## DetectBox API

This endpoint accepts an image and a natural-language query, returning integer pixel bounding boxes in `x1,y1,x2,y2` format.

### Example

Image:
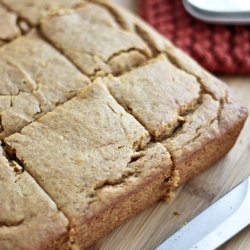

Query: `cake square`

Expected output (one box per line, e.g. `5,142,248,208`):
5,79,173,248
40,2,152,76
105,53,247,184
0,30,90,139
0,145,69,250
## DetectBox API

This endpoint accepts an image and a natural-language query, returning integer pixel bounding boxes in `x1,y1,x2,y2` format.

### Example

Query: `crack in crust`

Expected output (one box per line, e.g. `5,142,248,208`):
0,218,24,228
90,0,135,32
39,2,152,79
126,8,229,120
92,150,147,192
128,17,233,147
0,2,21,43
105,54,202,143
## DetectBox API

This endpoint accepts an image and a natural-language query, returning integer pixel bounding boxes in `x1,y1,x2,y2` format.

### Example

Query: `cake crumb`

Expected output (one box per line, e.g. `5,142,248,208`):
162,190,175,202
173,210,180,215
180,221,187,228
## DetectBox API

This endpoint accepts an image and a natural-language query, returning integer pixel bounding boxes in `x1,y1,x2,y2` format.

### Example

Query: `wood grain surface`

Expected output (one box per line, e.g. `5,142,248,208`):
89,76,250,250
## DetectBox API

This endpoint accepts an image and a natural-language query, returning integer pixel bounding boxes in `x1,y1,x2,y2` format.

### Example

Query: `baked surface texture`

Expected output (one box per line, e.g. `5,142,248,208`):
0,3,20,46
0,0,248,249
0,30,90,140
1,0,81,25
5,80,173,249
0,144,69,250
40,2,152,77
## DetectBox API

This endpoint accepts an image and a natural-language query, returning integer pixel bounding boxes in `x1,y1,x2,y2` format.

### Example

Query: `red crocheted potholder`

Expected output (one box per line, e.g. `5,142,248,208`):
139,0,250,74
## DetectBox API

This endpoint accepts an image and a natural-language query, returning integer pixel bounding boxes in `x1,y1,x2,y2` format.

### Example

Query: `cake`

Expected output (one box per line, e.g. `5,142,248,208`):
0,3,20,46
0,0,248,249
0,143,69,250
0,0,82,26
0,30,89,139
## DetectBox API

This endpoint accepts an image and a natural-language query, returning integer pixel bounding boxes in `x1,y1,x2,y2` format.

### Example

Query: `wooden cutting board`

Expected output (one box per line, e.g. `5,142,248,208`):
89,77,250,249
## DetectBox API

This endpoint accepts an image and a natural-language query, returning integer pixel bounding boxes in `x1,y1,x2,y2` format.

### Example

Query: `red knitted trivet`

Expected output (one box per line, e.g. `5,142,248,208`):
139,0,250,74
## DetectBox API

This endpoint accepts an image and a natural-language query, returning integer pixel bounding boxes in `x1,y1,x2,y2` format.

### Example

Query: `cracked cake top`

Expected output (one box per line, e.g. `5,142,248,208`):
40,2,152,76
105,54,201,141
0,3,20,45
0,144,69,250
5,79,172,226
1,0,81,25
